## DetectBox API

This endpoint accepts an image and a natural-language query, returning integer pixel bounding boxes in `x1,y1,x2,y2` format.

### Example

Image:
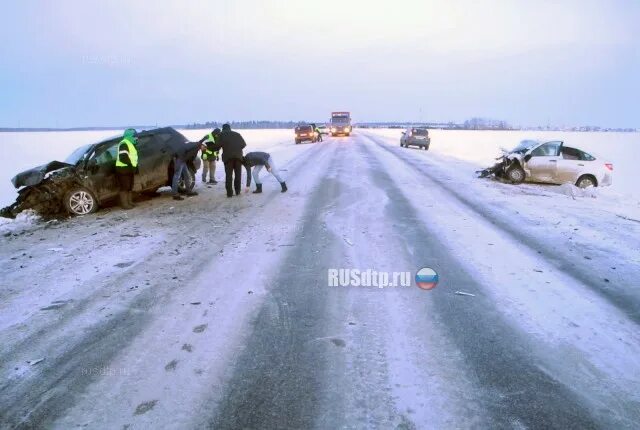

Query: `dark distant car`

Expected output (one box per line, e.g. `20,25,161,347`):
401,127,431,150
1,127,200,218
295,125,316,144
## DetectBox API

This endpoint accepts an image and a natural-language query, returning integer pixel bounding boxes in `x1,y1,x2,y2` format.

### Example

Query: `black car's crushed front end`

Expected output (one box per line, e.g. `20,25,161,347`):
1,167,81,219
11,161,73,189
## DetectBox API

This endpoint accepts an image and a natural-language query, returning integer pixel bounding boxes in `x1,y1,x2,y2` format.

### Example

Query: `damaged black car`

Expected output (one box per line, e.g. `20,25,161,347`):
1,127,200,218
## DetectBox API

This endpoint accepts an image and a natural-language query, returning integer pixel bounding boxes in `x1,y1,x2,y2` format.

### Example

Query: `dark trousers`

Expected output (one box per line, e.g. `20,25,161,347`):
224,158,242,196
116,171,134,191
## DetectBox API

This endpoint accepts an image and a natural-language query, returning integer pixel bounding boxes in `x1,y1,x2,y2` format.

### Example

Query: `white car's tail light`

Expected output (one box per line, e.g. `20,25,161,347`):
605,163,613,171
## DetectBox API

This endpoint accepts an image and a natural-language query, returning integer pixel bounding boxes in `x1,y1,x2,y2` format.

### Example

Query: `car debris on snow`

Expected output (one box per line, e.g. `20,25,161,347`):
454,291,476,297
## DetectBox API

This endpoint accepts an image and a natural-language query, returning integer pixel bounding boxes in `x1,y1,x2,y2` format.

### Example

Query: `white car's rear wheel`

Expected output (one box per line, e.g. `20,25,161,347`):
576,175,597,188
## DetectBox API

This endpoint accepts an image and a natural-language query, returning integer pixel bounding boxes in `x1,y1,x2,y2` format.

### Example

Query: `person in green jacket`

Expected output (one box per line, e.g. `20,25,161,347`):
311,123,323,142
198,128,221,184
115,128,139,209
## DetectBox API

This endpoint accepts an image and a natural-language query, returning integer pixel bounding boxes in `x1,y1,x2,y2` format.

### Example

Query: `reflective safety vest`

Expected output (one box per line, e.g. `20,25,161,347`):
115,138,139,168
202,133,219,160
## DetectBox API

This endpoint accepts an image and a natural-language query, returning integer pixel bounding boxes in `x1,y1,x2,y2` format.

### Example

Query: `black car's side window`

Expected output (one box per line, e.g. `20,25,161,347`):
93,142,119,166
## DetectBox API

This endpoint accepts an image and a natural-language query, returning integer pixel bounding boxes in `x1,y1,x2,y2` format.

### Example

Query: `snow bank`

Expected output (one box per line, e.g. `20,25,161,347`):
555,183,598,199
0,210,41,235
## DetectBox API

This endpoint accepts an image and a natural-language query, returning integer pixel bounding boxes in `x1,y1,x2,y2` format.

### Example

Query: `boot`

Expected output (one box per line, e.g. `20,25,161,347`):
119,192,132,209
253,184,263,194
127,192,136,207
280,182,288,193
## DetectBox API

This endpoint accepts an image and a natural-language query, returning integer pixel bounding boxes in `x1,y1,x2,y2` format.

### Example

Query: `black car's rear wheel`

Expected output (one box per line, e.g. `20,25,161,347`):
64,187,98,216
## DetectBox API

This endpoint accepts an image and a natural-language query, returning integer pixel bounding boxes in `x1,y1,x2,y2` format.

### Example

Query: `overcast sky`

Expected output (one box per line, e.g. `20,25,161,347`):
1,0,638,128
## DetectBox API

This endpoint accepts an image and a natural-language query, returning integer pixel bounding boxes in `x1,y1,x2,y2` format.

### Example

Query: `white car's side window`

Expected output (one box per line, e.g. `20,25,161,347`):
531,141,561,157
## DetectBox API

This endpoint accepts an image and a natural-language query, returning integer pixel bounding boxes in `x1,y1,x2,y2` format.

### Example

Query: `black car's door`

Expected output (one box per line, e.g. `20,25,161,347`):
86,140,120,201
135,132,174,190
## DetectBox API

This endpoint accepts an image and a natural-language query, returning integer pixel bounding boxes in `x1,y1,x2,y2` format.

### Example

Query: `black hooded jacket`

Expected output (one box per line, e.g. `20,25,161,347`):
211,130,246,162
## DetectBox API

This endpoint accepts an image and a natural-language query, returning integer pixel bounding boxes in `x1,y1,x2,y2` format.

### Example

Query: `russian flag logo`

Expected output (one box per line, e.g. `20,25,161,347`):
415,267,439,290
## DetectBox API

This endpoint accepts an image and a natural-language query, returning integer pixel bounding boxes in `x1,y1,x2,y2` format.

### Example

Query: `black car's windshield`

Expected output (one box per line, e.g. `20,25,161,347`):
511,140,538,153
65,144,94,164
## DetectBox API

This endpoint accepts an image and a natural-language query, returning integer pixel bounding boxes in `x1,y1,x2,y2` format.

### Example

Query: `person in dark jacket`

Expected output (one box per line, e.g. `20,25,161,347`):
171,142,205,201
243,151,287,193
210,123,246,197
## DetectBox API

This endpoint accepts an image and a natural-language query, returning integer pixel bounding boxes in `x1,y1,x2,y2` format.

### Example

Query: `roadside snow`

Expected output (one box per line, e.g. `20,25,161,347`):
0,210,41,235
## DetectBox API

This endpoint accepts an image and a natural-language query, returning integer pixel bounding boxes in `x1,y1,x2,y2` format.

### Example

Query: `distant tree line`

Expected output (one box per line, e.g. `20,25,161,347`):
357,118,513,130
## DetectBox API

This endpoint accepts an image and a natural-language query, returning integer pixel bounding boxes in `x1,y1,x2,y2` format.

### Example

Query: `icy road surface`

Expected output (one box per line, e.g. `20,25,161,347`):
1,131,639,429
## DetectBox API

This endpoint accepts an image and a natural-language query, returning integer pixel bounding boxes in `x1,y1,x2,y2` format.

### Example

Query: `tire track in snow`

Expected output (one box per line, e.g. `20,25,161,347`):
207,142,346,429
363,132,640,327
356,136,603,429
0,140,330,429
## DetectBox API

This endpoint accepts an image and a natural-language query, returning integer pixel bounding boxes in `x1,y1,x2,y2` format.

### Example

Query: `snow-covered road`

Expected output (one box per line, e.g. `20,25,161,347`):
1,131,639,429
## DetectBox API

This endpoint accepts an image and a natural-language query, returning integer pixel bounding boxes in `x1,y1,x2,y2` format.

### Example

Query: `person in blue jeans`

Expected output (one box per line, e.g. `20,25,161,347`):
172,142,206,201
243,151,287,193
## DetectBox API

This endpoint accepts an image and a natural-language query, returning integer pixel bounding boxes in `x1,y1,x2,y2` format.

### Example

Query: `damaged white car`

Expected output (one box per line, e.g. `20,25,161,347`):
478,140,613,188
